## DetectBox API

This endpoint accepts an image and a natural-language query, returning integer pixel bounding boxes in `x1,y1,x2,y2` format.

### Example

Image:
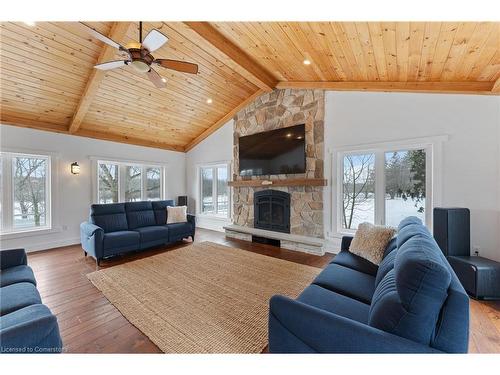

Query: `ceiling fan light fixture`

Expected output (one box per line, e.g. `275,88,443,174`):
130,60,150,73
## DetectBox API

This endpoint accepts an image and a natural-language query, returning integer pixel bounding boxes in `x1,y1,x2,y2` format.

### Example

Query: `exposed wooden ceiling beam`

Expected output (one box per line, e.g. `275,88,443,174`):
1,116,69,134
74,129,185,152
183,22,278,92
68,22,132,133
1,116,184,152
492,77,500,93
184,89,265,152
276,81,497,95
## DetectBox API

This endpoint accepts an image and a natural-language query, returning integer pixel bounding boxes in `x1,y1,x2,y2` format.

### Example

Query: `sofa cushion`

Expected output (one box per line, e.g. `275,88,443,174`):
298,284,370,324
167,222,193,241
375,249,397,287
152,200,175,225
383,238,398,258
90,203,128,233
397,217,428,248
134,226,169,244
368,232,452,346
103,230,140,251
125,202,156,229
312,264,376,304
0,282,42,316
0,304,62,353
0,265,36,287
331,250,378,276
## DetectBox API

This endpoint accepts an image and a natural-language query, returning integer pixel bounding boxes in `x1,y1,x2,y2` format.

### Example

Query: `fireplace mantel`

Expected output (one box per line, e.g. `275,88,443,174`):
228,178,327,188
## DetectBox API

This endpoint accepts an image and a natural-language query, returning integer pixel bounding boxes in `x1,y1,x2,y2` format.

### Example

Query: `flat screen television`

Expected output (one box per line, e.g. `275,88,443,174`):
239,124,306,176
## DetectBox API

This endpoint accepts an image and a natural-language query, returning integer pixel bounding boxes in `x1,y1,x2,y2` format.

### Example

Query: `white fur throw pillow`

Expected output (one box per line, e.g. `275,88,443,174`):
349,222,396,265
166,206,187,224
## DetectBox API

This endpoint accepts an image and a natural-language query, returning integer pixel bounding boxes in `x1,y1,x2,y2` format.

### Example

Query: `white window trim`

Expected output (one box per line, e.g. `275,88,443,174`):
90,157,167,203
197,161,232,220
0,149,60,237
331,135,447,238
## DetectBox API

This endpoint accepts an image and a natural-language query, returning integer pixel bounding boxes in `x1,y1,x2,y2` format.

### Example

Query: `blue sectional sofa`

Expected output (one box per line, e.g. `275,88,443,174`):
0,248,62,353
269,217,470,353
80,200,195,265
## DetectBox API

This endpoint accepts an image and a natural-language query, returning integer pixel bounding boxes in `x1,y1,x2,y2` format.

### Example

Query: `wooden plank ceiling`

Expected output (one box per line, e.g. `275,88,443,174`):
1,22,499,152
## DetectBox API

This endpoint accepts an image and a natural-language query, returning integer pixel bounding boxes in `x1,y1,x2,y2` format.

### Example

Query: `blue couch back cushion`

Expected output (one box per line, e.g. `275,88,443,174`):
368,217,452,346
125,201,156,229
152,200,175,225
90,203,128,233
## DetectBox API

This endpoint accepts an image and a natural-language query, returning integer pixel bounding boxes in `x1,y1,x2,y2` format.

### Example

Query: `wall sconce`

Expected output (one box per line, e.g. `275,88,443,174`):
71,162,80,175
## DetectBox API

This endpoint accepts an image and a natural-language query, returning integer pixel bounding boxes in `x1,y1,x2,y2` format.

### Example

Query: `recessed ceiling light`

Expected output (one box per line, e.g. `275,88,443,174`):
24,21,36,27
206,98,213,104
303,59,311,65
161,77,167,83
286,133,292,138
297,136,303,139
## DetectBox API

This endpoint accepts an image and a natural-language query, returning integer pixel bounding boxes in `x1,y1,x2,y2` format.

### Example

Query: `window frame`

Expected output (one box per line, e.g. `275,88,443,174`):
332,136,446,237
197,162,231,219
93,158,166,204
0,151,53,235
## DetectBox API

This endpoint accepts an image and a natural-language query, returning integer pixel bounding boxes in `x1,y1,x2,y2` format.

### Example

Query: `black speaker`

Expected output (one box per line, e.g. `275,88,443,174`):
177,196,188,207
433,207,470,256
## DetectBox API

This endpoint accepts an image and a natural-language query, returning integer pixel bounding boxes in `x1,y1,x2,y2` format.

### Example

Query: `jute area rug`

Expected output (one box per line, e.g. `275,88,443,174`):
87,241,321,353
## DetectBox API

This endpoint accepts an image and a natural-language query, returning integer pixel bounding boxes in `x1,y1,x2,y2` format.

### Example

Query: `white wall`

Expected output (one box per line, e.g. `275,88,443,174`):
0,125,186,252
324,91,500,261
185,120,233,231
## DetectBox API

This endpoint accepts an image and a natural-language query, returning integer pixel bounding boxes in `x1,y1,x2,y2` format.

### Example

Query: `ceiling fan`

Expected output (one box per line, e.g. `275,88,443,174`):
79,21,199,89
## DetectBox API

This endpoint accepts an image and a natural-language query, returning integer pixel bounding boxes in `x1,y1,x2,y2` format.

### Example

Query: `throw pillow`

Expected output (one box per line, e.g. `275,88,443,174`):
166,206,187,224
349,222,396,265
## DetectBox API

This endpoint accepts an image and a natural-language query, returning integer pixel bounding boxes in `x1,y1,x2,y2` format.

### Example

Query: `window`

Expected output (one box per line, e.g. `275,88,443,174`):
336,141,435,233
96,160,165,203
342,153,375,229
199,164,230,217
0,152,51,234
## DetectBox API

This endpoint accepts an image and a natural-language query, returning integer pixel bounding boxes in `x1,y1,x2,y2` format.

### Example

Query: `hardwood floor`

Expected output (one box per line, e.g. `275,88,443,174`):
27,228,500,353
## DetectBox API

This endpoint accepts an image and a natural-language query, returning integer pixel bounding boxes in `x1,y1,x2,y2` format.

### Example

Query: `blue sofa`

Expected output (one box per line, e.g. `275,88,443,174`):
81,200,195,265
268,217,470,353
0,248,62,353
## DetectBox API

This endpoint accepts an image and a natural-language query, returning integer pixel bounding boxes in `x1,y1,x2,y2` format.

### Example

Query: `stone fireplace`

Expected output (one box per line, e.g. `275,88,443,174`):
225,88,326,255
254,190,291,233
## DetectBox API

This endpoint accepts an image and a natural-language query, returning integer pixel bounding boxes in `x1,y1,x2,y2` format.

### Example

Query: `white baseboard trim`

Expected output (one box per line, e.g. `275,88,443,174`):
24,237,81,253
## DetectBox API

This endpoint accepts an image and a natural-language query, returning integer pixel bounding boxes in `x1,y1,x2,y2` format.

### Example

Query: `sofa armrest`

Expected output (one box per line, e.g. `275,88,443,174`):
0,305,62,353
269,295,441,353
341,236,354,251
187,214,196,228
0,248,27,270
80,222,104,260
80,222,103,237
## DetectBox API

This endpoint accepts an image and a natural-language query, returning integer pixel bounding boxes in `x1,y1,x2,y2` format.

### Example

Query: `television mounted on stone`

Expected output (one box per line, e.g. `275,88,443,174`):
238,124,306,176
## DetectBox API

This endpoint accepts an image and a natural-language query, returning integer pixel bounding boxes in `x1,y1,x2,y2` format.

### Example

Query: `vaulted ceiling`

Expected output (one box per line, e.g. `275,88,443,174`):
1,22,499,152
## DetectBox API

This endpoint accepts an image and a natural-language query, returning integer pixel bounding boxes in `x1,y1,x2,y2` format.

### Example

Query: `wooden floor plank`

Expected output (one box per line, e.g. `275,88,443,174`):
26,228,500,353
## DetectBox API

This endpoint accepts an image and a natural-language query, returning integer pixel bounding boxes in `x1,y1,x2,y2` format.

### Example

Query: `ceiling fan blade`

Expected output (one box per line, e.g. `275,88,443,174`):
79,22,128,52
94,60,128,70
142,29,169,52
147,68,166,88
154,59,199,74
